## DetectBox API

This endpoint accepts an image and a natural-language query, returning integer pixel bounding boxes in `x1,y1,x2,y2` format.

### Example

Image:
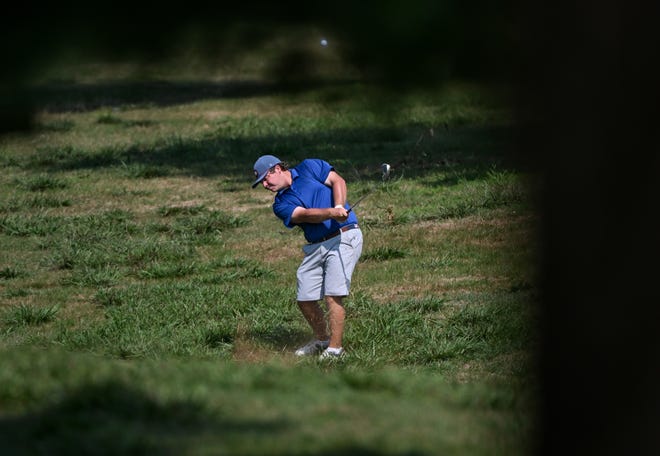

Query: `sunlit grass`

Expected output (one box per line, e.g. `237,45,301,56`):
0,64,537,455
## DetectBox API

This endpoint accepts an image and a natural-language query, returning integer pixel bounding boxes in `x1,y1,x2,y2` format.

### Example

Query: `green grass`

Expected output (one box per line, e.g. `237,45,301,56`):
3,304,59,328
0,348,532,455
0,55,538,455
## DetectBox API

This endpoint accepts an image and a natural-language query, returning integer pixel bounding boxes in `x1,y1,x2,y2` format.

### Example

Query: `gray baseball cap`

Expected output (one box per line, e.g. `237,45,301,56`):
251,155,282,188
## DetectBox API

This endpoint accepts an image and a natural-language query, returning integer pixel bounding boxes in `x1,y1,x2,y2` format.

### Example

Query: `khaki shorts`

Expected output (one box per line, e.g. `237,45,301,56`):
296,228,363,301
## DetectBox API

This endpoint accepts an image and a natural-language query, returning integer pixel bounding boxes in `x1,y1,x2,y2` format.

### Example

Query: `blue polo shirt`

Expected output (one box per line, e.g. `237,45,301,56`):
273,159,358,243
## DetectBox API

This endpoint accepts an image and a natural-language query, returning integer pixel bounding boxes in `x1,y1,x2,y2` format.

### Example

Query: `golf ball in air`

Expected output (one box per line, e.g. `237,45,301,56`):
320,39,328,47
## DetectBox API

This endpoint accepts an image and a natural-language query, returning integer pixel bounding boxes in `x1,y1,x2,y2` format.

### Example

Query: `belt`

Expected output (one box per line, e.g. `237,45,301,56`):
311,224,359,244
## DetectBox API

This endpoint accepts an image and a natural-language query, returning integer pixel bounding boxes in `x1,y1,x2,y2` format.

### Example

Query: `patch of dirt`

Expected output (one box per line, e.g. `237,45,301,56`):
231,338,276,364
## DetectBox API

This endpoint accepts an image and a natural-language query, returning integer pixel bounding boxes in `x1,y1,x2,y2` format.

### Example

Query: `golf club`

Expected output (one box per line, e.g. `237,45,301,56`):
381,163,391,181
346,193,369,213
346,163,391,213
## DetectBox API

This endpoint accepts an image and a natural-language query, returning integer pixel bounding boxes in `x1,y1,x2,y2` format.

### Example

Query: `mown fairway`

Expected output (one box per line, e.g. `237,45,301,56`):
0,53,539,454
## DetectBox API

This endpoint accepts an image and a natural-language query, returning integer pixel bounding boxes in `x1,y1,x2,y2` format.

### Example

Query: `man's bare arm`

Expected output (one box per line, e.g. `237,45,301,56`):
290,206,347,224
325,170,347,208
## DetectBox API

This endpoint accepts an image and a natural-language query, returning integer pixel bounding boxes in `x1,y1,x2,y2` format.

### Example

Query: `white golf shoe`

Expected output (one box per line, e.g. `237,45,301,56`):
319,347,345,360
294,339,329,356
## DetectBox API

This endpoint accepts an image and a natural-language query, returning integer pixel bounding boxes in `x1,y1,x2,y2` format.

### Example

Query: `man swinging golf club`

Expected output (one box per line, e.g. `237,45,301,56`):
251,155,363,359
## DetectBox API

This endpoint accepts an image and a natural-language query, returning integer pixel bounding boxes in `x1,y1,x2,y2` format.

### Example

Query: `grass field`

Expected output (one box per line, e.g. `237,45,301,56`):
0,49,539,454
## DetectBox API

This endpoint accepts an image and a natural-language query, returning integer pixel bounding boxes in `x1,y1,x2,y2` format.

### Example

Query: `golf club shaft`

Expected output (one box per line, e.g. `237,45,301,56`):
346,163,391,213
346,193,370,213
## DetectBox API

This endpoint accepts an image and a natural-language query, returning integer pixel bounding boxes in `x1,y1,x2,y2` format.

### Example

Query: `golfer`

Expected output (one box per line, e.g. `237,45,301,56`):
251,155,363,359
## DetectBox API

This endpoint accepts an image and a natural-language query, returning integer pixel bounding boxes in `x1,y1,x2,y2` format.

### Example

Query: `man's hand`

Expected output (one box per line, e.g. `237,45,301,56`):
330,206,348,223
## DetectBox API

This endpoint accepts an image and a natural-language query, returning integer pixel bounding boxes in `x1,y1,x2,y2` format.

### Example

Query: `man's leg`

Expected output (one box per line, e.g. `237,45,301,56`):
297,300,329,341
322,229,362,352
324,295,345,349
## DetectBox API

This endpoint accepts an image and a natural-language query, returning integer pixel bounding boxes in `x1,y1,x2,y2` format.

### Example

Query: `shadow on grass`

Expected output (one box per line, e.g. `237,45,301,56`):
16,76,521,185
31,78,359,113
21,123,517,184
0,381,285,454
248,326,313,352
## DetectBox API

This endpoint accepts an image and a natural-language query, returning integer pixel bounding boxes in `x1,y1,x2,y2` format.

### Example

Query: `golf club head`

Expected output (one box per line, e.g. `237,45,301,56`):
381,163,391,181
